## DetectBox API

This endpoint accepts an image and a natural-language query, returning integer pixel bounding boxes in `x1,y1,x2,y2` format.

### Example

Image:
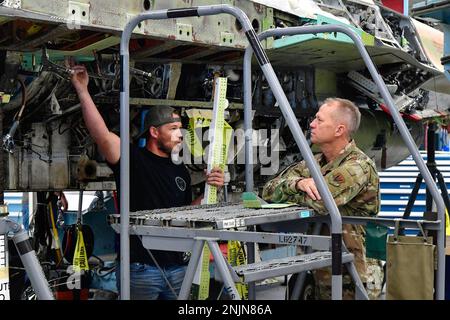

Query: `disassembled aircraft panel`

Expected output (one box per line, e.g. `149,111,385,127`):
0,0,448,194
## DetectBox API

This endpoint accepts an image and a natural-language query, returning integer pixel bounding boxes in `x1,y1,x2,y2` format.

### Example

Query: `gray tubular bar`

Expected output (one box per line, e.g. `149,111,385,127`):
120,4,278,300
244,30,343,299
207,240,241,300
252,24,445,300
178,239,205,300
4,220,54,300
13,230,54,300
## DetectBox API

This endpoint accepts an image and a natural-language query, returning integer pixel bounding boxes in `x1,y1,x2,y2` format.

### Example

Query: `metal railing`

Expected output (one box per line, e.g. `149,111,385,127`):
243,25,446,299
119,5,446,300
119,4,344,300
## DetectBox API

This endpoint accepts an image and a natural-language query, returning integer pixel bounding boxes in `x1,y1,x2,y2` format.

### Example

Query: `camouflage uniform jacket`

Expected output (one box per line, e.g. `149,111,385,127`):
262,140,380,283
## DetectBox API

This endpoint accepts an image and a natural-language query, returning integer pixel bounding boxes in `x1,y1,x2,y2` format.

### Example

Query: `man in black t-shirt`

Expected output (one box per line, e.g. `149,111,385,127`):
70,64,224,300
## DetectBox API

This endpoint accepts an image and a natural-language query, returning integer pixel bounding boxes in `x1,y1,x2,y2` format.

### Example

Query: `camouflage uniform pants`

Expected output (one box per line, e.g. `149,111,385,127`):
314,257,383,300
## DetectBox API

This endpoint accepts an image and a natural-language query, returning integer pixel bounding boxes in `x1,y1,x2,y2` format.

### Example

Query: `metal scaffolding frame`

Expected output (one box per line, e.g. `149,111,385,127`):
0,3,444,302
119,4,346,300
108,204,370,300
243,25,446,300
119,5,446,300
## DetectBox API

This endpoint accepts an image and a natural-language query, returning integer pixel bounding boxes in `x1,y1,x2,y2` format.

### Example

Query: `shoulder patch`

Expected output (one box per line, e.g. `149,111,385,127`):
333,172,345,183
329,170,347,187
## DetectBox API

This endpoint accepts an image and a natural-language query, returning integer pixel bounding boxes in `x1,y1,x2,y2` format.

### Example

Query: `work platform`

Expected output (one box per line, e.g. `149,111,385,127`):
109,202,315,229
108,203,369,300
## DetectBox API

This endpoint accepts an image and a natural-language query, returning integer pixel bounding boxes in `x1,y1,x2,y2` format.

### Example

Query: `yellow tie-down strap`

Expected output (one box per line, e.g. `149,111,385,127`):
446,209,450,236
191,77,234,299
227,240,249,300
198,243,211,300
185,109,233,166
73,227,89,273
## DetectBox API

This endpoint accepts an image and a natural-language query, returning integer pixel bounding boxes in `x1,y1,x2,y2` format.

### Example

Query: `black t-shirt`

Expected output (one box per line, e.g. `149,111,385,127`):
110,144,192,266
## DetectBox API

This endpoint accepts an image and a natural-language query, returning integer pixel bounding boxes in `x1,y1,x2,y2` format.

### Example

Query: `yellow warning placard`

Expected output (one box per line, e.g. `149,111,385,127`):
73,228,89,272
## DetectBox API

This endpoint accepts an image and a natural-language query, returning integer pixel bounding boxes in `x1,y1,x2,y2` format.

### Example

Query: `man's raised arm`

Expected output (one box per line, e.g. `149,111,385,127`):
70,65,120,165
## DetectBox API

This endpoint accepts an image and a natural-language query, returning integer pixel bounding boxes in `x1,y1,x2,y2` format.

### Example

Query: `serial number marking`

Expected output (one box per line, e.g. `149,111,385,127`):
278,235,309,245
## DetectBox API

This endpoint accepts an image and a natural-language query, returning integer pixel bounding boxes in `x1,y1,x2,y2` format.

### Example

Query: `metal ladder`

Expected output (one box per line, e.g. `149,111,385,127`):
119,5,445,300
233,250,368,300
234,251,353,283
242,25,446,300
119,5,346,300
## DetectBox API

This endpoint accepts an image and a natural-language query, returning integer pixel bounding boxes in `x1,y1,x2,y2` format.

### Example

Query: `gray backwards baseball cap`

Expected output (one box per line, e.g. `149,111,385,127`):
137,106,181,139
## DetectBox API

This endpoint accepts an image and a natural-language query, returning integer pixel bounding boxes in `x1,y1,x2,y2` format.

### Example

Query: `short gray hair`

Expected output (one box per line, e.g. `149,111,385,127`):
324,97,361,136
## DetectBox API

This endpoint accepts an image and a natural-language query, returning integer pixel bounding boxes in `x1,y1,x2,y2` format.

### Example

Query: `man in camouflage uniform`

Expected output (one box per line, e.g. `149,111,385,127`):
262,98,383,300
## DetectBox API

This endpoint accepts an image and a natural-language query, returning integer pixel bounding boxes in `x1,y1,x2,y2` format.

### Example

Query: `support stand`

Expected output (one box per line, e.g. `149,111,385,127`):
402,122,450,229
0,217,54,300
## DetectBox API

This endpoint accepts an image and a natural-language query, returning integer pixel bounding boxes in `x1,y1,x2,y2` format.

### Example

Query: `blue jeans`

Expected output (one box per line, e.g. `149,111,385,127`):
116,263,187,300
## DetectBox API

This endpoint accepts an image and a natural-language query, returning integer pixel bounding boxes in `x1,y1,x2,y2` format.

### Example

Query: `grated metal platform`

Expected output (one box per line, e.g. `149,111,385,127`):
108,202,314,229
234,251,354,283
